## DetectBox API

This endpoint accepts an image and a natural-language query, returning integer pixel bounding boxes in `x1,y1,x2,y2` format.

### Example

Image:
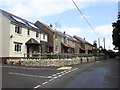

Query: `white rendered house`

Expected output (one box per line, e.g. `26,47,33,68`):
0,9,48,62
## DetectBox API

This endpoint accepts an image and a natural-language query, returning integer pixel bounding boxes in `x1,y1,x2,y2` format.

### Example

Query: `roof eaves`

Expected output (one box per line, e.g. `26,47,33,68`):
37,21,55,32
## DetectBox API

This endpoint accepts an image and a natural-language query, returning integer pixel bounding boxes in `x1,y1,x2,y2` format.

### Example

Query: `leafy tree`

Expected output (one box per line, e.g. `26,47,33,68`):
93,40,98,55
112,20,120,51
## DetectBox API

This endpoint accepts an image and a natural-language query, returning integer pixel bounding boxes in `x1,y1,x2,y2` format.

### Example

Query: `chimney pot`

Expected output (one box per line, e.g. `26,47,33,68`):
50,24,52,28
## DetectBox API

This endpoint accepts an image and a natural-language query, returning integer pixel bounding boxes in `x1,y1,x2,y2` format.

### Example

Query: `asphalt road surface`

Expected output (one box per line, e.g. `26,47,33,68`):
1,58,119,89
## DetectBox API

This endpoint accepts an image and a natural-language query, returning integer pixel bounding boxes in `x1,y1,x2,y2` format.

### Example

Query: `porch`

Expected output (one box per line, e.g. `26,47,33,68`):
25,38,41,58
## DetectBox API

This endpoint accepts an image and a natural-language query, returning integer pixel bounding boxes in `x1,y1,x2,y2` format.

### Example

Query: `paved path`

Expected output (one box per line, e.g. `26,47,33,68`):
2,58,119,89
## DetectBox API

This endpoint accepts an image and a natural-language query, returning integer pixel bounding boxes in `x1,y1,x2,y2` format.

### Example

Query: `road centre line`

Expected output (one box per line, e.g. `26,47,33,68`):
9,72,52,79
49,79,54,81
42,82,48,85
33,68,78,89
52,74,57,76
34,85,41,89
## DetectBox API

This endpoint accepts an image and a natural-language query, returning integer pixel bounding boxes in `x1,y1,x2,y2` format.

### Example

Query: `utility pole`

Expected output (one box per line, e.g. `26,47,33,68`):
103,38,105,49
98,38,100,49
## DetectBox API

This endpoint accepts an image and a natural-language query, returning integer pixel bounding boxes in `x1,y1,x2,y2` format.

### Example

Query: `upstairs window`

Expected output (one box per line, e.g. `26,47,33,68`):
43,34,45,39
36,32,39,38
27,30,30,35
55,35,58,40
55,45,59,51
14,42,22,52
15,26,22,34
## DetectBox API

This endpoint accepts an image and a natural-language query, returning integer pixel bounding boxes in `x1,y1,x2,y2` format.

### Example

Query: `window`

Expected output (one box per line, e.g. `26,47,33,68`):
27,30,30,35
36,32,39,38
55,45,59,51
68,40,70,44
15,26,22,34
14,43,22,52
55,35,58,40
43,34,45,39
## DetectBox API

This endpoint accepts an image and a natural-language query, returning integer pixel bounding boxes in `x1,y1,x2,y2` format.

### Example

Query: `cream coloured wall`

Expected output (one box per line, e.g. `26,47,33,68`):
40,33,47,42
9,24,48,57
85,44,92,51
0,14,10,57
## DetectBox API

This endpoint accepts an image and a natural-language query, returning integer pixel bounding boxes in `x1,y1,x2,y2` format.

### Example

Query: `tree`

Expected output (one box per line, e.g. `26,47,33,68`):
93,40,98,55
112,20,120,51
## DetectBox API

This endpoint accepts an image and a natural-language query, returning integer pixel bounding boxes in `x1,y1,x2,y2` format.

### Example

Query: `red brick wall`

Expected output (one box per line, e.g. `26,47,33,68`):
35,21,54,52
0,57,23,63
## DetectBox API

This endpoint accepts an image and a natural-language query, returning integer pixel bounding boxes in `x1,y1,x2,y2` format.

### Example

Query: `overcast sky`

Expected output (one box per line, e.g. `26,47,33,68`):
0,0,119,50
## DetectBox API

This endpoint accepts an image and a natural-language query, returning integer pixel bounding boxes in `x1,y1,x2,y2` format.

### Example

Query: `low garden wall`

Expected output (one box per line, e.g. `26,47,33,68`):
6,56,105,67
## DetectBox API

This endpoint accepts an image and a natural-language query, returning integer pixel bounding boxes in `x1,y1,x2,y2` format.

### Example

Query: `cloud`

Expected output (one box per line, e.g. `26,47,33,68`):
95,24,114,50
0,0,116,50
61,27,84,36
99,37,114,50
61,25,114,50
89,24,113,37
1,0,118,20
1,0,86,19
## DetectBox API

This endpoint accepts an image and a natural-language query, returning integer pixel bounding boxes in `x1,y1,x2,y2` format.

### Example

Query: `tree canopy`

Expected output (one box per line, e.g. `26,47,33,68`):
112,20,120,51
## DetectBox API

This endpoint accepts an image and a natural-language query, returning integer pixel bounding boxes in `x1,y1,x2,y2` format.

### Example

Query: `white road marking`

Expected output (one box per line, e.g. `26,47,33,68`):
42,82,48,85
9,72,52,79
34,85,41,89
53,76,58,79
64,71,69,74
52,74,57,76
61,73,66,76
33,68,78,88
56,73,60,75
58,75,62,77
67,71,72,73
60,71,65,74
49,78,54,81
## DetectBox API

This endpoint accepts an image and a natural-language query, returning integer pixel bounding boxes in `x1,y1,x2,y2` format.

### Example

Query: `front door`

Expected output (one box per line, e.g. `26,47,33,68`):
27,46,30,57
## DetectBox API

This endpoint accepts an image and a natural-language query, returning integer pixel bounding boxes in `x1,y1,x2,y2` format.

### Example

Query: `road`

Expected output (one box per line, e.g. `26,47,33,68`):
1,58,119,89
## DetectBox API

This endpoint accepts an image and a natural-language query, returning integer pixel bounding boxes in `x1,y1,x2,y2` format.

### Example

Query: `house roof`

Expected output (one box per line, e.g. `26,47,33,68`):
35,21,55,33
73,35,93,46
54,31,64,37
25,38,40,45
61,42,75,48
66,34,79,42
0,9,47,34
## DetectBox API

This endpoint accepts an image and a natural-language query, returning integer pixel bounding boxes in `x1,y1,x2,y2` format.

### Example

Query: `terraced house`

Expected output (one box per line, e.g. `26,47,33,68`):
54,31,82,54
0,9,93,62
74,35,93,54
0,9,48,61
35,21,54,53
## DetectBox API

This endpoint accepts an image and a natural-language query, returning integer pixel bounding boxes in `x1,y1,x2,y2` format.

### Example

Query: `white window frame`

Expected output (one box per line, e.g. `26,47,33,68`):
36,32,39,38
55,35,58,40
27,29,30,36
15,26,22,34
55,45,59,52
43,34,45,39
14,42,22,52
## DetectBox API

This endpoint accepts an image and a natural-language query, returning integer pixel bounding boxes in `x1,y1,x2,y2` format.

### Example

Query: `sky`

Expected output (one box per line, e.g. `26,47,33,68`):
0,0,119,51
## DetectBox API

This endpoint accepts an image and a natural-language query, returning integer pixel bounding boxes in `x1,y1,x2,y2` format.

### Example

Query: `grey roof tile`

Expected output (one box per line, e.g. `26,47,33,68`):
0,9,47,34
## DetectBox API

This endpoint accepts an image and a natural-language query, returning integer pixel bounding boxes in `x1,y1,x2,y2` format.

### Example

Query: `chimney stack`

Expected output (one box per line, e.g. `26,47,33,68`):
50,24,52,28
64,31,66,34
